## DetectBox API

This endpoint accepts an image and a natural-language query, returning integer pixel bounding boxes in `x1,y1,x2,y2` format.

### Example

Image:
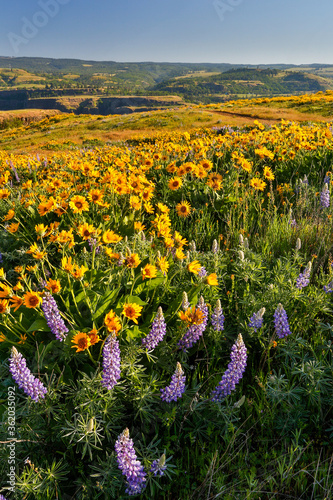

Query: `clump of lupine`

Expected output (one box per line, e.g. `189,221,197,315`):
150,454,167,477
320,183,330,208
41,292,69,341
160,362,186,402
115,428,146,496
211,299,225,332
274,304,292,339
101,333,121,390
324,280,333,293
211,334,247,402
177,296,209,350
296,262,311,290
9,347,47,402
249,307,266,332
142,306,166,350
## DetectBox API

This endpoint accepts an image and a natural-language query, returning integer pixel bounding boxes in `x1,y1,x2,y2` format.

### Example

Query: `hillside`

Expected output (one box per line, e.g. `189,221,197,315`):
1,91,333,154
1,57,333,104
152,68,332,103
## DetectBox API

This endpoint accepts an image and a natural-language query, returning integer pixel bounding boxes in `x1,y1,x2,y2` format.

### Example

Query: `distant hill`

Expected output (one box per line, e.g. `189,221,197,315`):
152,68,332,103
1,56,333,110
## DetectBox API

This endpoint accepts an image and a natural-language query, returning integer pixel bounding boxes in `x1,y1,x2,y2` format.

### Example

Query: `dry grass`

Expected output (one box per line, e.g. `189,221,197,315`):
1,100,332,154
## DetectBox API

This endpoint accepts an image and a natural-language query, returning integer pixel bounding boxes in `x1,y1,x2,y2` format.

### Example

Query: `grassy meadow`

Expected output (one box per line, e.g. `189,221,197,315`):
0,92,333,499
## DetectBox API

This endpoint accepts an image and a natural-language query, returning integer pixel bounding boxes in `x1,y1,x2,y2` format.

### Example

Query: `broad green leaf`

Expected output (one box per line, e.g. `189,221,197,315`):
93,288,120,321
27,318,51,332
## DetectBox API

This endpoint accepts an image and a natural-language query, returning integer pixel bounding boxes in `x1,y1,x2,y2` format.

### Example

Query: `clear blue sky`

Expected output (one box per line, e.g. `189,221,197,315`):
1,0,332,64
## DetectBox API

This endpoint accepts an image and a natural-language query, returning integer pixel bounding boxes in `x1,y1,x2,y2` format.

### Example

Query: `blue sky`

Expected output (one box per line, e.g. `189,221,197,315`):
1,0,332,64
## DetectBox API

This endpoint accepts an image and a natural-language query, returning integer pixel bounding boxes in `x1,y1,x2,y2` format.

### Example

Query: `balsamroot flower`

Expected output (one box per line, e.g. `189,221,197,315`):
42,292,68,341
211,299,225,332
177,296,208,350
160,362,186,402
115,428,146,495
249,307,265,332
142,306,166,350
122,302,143,324
211,334,247,402
101,334,121,390
9,347,47,402
274,303,292,339
296,262,311,289
320,183,330,208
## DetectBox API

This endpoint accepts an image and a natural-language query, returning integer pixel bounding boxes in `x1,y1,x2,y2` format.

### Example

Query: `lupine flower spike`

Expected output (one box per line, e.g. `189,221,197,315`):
181,291,190,311
42,292,68,341
9,347,47,402
296,262,311,290
142,306,166,350
150,454,167,477
160,362,186,402
212,239,218,253
249,307,265,332
211,299,225,332
101,333,121,390
211,334,247,402
320,183,330,208
274,304,292,339
115,428,146,496
324,280,333,293
178,296,208,350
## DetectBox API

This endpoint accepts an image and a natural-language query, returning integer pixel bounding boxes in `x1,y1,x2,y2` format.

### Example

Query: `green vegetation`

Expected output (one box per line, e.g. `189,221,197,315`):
1,58,333,113
0,112,332,498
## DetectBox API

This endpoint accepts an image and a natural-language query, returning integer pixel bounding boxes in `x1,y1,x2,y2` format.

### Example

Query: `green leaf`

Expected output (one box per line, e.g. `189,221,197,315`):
125,326,143,342
121,295,147,306
92,288,120,322
134,276,165,294
27,318,51,332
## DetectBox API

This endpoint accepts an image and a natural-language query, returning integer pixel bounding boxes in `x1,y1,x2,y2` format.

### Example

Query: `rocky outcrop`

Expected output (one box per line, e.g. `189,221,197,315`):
0,91,182,115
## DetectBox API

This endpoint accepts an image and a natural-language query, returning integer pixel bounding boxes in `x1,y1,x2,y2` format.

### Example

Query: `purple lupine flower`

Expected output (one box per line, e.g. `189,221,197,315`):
150,454,167,477
115,428,146,495
211,299,225,332
198,266,208,278
101,334,121,390
296,262,311,290
177,296,209,350
0,495,8,500
274,303,292,339
88,238,101,254
10,161,20,183
142,306,166,350
9,347,47,402
211,334,247,402
249,307,265,332
160,362,186,402
324,280,333,293
41,292,68,342
320,183,330,208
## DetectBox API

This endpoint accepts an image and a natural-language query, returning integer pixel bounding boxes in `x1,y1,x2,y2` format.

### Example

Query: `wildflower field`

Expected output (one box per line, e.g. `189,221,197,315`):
0,103,333,499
